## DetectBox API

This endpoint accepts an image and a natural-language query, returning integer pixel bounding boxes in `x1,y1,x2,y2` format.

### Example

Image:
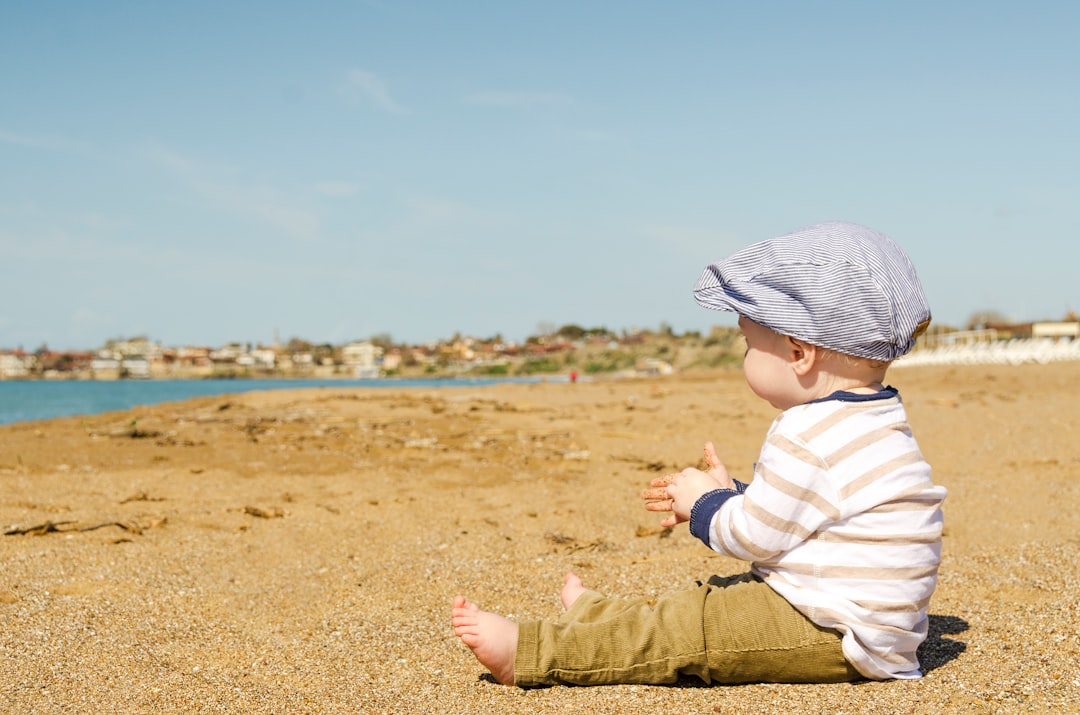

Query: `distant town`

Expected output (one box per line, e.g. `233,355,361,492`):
1,313,1078,381
0,324,739,382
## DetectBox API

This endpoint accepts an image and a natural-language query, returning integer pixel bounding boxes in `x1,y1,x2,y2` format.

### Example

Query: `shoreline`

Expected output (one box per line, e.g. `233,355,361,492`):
0,374,568,428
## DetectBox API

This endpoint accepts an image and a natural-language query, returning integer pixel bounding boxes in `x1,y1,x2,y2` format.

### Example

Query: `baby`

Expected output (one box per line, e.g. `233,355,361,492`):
452,221,946,686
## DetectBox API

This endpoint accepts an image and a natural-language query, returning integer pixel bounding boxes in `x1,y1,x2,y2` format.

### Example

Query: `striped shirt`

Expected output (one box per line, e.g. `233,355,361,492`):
706,387,946,680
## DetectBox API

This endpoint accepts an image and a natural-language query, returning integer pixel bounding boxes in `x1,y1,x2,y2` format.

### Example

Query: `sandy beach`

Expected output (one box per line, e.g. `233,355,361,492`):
2,362,1078,713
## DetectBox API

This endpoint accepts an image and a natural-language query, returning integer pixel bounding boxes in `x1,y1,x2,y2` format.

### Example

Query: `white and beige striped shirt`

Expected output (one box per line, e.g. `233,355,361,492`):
708,387,946,680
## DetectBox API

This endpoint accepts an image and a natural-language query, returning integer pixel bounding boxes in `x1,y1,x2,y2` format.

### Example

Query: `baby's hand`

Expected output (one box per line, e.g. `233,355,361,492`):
700,441,735,489
641,442,735,528
642,473,680,528
663,469,728,525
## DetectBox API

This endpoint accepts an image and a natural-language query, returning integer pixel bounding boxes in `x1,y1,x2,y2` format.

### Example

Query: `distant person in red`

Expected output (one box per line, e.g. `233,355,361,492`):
569,370,577,383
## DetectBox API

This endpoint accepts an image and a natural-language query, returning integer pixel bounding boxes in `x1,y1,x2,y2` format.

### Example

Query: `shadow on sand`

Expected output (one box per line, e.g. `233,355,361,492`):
917,614,969,673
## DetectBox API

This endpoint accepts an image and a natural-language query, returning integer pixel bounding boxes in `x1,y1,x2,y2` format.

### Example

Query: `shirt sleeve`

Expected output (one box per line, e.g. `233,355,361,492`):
688,480,749,546
709,432,841,561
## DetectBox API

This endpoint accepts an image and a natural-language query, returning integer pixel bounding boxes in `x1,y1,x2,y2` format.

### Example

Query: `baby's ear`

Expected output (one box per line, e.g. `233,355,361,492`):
786,336,818,376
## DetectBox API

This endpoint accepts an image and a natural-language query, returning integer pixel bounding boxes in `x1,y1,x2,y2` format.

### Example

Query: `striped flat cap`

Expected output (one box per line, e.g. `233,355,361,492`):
693,221,931,361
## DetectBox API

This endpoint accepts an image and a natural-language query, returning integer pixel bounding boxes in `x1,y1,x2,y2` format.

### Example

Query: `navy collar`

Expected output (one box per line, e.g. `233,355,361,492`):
805,385,899,405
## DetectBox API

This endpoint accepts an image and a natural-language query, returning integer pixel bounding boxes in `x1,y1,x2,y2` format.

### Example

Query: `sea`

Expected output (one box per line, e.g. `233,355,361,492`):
0,376,547,427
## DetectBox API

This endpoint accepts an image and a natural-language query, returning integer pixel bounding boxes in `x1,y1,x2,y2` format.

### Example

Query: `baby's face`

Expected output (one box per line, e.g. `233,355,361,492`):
737,316,802,410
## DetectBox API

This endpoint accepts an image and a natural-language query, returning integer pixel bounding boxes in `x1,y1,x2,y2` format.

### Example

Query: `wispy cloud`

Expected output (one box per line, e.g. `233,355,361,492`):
574,128,619,142
143,143,320,242
315,181,364,198
405,196,502,229
638,224,738,259
70,307,116,332
464,91,572,109
340,68,408,114
0,225,139,262
0,129,91,152
78,212,128,232
202,183,320,241
143,144,202,174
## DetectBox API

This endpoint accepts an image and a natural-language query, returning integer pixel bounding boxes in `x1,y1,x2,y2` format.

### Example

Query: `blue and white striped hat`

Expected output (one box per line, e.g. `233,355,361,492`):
693,221,931,361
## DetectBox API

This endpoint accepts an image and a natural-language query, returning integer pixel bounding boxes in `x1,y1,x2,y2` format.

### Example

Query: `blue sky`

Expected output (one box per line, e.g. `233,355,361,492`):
2,1,1077,351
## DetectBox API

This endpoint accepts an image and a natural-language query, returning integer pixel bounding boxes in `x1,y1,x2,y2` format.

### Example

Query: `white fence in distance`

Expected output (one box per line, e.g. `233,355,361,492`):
894,338,1080,367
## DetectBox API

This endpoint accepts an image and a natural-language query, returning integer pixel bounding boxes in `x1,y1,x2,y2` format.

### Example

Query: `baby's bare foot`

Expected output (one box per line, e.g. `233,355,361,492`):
560,572,587,610
451,595,518,685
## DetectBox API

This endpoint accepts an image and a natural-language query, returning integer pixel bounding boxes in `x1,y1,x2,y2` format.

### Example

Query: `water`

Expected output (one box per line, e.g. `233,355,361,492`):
0,377,547,426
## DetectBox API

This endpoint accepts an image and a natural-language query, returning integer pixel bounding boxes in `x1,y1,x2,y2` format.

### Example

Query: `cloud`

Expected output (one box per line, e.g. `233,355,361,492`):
78,212,128,232
0,129,91,152
143,144,202,174
143,143,320,241
404,196,502,229
0,223,172,266
340,68,408,114
315,181,364,198
638,224,739,259
197,182,320,241
574,128,619,142
464,91,572,109
71,307,116,330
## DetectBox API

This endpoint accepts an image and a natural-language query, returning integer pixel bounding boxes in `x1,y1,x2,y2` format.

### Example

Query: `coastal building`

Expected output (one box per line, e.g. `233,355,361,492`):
1032,321,1080,339
120,356,151,379
90,351,122,380
289,351,315,371
382,348,403,372
342,340,383,378
249,348,277,369
0,351,34,379
173,346,213,375
209,343,246,364
109,337,163,359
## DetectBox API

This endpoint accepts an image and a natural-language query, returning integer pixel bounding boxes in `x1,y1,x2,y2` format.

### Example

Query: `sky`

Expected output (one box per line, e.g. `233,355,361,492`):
2,1,1078,351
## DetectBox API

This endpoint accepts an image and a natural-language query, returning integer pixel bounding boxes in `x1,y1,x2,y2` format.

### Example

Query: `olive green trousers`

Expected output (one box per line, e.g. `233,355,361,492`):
515,573,862,687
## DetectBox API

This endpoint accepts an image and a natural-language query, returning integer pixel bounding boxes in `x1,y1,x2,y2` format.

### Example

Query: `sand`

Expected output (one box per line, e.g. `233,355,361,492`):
1,362,1078,714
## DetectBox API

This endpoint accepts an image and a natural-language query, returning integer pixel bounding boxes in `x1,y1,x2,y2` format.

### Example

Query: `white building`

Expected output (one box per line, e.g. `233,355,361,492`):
0,352,33,379
342,341,384,378
1032,321,1080,339
120,356,151,378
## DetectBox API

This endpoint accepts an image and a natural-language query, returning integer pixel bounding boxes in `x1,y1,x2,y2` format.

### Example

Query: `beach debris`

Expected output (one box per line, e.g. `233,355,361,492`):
98,424,165,439
404,436,439,448
243,505,285,519
125,427,164,439
120,490,165,504
635,525,674,538
3,518,164,537
544,532,614,553
610,454,668,471
109,419,164,439
4,520,75,536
